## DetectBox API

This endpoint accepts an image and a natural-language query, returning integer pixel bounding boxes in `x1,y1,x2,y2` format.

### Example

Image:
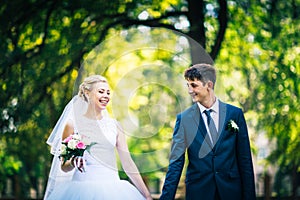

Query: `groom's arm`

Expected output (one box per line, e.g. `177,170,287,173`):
160,114,186,200
236,109,256,200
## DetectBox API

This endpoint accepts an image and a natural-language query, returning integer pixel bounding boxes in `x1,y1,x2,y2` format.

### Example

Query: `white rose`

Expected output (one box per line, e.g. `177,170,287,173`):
67,139,78,149
61,144,67,155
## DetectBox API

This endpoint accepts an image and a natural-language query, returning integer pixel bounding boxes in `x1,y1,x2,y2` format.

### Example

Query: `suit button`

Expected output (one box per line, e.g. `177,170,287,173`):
215,171,219,174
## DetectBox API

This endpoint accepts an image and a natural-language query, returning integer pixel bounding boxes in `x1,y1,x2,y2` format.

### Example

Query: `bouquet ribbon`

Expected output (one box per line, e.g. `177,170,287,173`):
72,156,87,172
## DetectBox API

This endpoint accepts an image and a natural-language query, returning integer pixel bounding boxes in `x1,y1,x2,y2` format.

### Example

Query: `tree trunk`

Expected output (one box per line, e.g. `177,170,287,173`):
264,173,271,200
14,174,21,200
186,0,227,64
291,164,298,200
187,0,210,64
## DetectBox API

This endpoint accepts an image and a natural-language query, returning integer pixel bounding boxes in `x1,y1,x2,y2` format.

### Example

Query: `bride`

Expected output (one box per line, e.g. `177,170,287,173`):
44,75,152,200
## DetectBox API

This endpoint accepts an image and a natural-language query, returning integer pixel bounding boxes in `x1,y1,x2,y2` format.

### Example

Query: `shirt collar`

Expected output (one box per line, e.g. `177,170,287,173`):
197,98,219,114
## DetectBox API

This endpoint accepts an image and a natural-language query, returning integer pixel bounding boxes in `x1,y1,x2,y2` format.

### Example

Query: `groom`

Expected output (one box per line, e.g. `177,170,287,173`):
160,64,256,200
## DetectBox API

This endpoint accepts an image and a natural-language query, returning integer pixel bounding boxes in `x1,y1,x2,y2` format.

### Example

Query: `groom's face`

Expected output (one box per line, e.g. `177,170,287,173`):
186,79,209,103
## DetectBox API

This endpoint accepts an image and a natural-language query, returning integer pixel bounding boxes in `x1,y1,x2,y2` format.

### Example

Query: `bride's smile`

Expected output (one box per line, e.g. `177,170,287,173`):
88,82,111,110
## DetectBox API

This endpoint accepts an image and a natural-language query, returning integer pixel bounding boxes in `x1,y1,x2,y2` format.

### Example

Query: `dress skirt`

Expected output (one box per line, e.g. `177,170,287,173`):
46,164,146,200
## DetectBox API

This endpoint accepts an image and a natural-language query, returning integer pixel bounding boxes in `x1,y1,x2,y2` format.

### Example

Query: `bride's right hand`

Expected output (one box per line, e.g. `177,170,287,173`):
72,156,86,173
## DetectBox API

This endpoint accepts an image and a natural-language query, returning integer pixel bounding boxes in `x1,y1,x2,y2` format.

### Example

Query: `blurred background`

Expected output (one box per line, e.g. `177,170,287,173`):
0,0,299,199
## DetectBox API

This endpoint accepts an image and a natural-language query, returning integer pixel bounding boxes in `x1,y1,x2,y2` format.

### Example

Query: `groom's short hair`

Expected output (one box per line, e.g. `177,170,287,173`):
184,63,216,85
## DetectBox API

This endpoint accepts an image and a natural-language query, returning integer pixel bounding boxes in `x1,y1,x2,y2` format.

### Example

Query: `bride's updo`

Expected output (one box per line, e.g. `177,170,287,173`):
78,75,108,102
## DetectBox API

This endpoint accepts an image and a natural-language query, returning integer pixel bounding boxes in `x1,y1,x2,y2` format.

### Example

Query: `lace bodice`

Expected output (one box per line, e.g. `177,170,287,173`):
74,116,118,169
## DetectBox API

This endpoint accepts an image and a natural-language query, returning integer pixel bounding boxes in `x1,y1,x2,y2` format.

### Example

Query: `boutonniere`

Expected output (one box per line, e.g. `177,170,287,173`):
227,120,239,133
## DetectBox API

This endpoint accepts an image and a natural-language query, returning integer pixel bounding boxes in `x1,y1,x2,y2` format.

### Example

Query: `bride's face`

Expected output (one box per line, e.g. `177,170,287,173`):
88,82,110,111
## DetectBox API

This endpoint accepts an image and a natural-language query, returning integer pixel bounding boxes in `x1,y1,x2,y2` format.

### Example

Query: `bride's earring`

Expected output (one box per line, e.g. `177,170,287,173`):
84,92,90,103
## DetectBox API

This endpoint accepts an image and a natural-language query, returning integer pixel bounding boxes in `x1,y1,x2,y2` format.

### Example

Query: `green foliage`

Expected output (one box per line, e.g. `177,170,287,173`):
216,0,300,196
0,0,134,197
0,139,22,193
0,0,299,198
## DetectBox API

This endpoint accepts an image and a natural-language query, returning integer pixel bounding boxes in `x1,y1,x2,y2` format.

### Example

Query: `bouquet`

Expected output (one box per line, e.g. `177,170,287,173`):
60,134,93,165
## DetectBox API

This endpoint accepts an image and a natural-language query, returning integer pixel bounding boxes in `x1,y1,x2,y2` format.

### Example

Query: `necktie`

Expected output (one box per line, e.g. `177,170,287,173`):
204,109,218,146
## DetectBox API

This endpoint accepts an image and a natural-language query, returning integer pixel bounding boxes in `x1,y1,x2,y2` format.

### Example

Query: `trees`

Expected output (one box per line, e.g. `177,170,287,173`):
1,0,129,197
0,0,224,198
252,1,300,197
0,0,299,198
216,0,300,197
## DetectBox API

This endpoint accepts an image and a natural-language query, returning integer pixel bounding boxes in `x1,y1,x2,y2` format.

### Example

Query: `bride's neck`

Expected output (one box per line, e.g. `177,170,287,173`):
84,108,103,120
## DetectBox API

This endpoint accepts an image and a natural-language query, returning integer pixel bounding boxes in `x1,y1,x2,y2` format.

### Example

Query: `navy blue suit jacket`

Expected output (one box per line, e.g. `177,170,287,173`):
160,101,256,200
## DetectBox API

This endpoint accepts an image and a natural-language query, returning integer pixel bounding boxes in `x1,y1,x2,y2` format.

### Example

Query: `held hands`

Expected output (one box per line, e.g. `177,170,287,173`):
70,156,86,173
144,193,153,200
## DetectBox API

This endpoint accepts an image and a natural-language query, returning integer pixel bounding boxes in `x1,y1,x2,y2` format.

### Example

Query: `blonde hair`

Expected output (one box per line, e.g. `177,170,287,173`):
78,75,108,102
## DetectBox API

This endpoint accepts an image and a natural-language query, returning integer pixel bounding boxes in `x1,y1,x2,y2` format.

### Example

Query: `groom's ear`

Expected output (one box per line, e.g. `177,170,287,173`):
207,81,214,90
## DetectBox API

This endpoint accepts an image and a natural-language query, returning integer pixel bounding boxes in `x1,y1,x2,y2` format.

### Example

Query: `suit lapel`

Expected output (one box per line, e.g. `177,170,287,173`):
190,104,213,149
214,100,227,152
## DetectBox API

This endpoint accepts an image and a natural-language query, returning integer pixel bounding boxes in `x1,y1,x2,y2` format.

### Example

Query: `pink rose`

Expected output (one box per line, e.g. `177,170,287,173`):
76,141,86,149
63,135,73,143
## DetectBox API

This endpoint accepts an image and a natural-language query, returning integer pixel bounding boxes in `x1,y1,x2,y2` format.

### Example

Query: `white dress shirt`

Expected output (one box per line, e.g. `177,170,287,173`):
197,99,219,144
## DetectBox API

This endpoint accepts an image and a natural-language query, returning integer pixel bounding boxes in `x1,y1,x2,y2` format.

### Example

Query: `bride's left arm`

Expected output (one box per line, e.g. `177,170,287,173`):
116,123,152,200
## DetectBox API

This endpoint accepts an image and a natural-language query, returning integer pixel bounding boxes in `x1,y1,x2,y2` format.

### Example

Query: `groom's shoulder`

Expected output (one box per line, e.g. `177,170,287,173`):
221,100,243,113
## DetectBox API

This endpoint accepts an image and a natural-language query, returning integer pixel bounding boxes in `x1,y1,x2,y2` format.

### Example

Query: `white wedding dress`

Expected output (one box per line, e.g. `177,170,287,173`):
45,116,145,200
